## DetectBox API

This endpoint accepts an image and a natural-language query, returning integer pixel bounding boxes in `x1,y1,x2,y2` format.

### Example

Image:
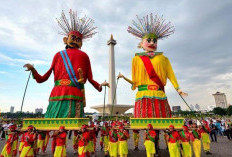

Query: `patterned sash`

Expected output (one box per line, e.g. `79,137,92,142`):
60,50,81,90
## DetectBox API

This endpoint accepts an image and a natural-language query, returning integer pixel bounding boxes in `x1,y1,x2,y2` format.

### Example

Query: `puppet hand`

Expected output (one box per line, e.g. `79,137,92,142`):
117,72,124,79
177,89,188,97
78,78,84,83
23,64,34,71
101,81,110,88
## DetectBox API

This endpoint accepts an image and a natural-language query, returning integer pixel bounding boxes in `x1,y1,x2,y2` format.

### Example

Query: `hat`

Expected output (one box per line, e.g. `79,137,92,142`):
9,124,16,131
57,9,97,39
59,126,65,130
169,125,175,129
27,125,34,130
183,125,188,131
127,13,174,40
147,123,153,129
81,125,88,129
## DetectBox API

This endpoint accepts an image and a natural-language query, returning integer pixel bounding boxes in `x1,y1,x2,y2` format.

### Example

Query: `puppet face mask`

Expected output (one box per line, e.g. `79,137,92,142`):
63,34,83,49
141,35,158,52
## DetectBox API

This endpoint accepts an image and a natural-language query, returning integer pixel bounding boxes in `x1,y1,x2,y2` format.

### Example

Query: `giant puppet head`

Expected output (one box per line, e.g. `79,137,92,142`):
57,10,97,49
127,14,174,52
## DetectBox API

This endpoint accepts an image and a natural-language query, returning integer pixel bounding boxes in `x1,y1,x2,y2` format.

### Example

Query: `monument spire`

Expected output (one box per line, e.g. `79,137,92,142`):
107,34,117,105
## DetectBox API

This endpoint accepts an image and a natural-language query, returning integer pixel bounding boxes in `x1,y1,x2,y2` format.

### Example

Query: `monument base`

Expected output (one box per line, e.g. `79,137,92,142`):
22,118,89,130
130,118,184,129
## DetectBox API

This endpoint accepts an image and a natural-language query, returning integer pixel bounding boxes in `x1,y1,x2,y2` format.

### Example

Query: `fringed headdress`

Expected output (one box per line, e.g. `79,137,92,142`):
127,13,175,40
57,10,97,40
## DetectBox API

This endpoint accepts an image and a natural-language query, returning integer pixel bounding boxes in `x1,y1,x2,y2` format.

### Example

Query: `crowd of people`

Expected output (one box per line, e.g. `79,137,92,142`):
0,118,232,157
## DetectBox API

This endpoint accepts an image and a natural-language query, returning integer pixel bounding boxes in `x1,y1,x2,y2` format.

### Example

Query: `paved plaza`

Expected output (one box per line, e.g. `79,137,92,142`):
1,131,231,157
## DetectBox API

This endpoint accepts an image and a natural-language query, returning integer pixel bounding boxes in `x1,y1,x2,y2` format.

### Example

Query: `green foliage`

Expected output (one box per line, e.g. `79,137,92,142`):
213,107,226,116
227,106,232,116
1,112,44,119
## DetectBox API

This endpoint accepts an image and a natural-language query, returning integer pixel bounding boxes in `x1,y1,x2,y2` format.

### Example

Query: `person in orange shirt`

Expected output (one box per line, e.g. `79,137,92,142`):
165,125,181,157
20,125,36,157
54,126,67,157
144,124,157,157
179,125,192,157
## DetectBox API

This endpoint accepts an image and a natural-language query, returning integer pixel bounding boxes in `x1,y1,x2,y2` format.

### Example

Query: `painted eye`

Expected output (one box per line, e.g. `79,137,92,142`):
153,38,157,43
147,38,151,43
77,37,81,42
71,36,76,40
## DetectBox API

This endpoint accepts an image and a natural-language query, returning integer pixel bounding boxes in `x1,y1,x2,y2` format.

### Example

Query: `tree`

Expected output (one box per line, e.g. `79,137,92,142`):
227,106,232,116
213,107,226,116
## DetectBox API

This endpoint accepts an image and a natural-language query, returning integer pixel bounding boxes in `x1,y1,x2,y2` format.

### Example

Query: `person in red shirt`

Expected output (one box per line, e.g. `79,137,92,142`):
37,131,46,155
118,125,129,157
18,131,26,155
179,125,192,157
54,126,67,157
190,123,201,157
86,122,96,156
20,125,36,157
50,131,57,155
132,130,140,150
100,122,110,156
72,130,79,154
199,120,212,155
144,124,156,157
108,122,118,157
77,125,90,157
1,124,19,157
23,10,109,118
165,125,181,157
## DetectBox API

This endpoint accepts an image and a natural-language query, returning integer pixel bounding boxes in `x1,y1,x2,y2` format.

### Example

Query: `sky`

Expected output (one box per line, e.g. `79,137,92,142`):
0,0,231,113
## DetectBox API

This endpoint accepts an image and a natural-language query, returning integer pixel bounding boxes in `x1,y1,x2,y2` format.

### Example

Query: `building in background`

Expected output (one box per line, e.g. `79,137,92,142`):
35,108,43,114
172,106,181,112
91,35,133,115
10,106,14,113
194,104,200,111
213,92,228,108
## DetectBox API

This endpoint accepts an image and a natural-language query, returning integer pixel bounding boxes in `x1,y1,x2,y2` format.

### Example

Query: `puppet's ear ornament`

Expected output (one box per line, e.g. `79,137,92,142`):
56,9,97,40
127,13,175,40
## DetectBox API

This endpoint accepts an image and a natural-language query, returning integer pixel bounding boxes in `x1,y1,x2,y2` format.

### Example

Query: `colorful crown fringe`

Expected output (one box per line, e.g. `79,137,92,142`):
57,10,97,39
127,13,175,40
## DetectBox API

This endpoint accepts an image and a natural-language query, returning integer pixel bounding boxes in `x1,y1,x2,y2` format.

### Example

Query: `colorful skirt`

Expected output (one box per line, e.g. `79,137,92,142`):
118,141,128,155
19,142,24,152
134,98,171,118
103,136,109,152
182,142,192,157
108,142,118,157
20,146,33,157
44,100,84,118
168,142,180,157
1,144,12,157
37,139,44,149
54,145,66,157
144,140,156,156
192,139,201,157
